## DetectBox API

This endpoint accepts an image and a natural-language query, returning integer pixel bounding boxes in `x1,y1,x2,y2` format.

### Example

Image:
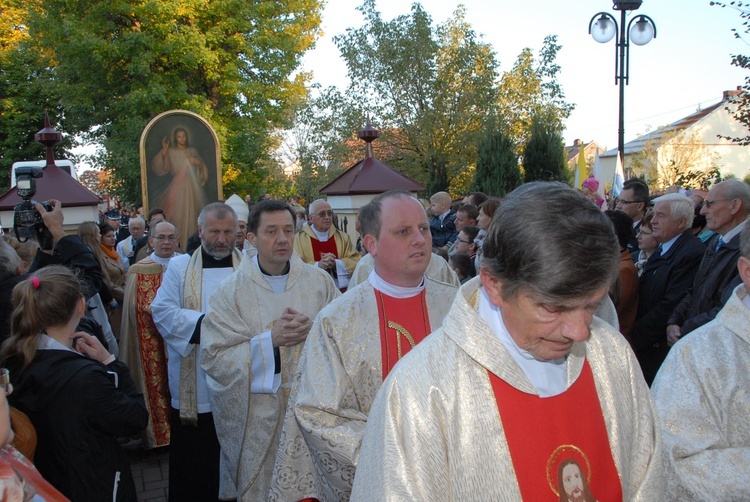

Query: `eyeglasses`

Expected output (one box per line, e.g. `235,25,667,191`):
704,198,735,209
616,199,641,205
314,210,334,218
152,235,178,242
637,229,652,236
456,237,472,244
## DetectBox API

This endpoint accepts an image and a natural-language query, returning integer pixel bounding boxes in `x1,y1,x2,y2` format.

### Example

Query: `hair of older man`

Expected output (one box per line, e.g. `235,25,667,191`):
359,190,418,239
718,178,750,216
247,200,296,235
481,182,619,304
741,222,750,259
653,193,694,229
197,202,237,230
308,199,329,215
0,238,22,281
128,217,145,230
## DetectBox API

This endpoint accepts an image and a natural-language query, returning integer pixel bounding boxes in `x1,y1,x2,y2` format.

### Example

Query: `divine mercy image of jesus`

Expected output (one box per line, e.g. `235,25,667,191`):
140,110,222,251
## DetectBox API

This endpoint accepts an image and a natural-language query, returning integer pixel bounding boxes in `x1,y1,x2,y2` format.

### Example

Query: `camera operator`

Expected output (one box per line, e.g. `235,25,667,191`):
0,200,117,354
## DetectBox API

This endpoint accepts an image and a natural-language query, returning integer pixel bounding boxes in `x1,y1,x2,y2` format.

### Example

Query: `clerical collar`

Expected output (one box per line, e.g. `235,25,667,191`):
150,252,176,270
310,225,330,242
253,255,290,294
367,269,425,298
201,247,233,268
478,287,567,397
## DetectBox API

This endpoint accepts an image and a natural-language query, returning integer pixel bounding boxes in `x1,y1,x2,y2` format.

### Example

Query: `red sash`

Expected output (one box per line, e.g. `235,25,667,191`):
309,236,338,261
375,289,431,379
135,271,171,447
489,359,622,501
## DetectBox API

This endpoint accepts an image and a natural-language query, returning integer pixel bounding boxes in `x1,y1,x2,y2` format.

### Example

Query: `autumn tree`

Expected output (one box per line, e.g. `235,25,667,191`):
473,119,521,196
522,113,570,184
628,128,722,190
333,0,499,193
2,0,323,202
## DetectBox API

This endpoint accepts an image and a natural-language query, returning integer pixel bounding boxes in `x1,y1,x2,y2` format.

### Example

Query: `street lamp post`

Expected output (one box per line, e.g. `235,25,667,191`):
589,0,656,178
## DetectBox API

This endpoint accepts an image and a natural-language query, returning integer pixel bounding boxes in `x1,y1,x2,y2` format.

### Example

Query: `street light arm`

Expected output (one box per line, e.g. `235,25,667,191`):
588,12,618,36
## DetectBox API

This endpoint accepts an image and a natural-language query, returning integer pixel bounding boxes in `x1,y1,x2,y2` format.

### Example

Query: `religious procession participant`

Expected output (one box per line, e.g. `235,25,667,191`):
201,200,339,501
349,249,460,288
652,223,750,500
225,193,255,256
152,202,242,502
293,199,360,291
120,220,180,450
352,182,664,500
270,190,457,501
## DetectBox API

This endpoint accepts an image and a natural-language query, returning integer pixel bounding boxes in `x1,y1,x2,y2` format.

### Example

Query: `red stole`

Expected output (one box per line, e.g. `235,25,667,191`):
489,359,622,501
309,235,338,261
375,289,431,379
135,271,171,447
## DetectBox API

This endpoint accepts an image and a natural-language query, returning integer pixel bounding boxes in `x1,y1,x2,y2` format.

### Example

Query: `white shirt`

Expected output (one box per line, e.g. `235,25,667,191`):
151,252,235,413
478,288,567,397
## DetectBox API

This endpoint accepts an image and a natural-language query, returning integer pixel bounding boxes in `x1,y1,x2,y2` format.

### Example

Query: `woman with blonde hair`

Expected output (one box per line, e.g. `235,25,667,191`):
78,221,126,340
2,266,147,501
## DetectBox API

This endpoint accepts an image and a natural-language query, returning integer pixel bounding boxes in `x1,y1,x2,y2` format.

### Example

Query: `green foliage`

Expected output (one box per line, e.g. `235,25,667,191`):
522,113,570,184
1,0,323,203
674,166,723,191
498,35,574,153
332,0,500,191
711,2,750,144
473,119,521,196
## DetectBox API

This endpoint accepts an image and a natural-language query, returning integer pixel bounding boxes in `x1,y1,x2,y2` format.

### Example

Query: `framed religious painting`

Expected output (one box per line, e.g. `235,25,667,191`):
140,110,222,250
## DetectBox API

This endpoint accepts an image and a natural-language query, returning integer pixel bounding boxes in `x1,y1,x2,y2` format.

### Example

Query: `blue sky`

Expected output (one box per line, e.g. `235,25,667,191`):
301,0,747,150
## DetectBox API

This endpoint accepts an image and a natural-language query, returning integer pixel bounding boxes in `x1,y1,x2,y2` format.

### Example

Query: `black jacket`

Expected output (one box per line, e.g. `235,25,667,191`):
8,350,148,501
632,229,705,384
667,231,742,335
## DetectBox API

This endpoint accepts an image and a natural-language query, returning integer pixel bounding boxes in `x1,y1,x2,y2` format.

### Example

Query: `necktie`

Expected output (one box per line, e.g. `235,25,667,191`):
715,236,725,252
651,245,663,260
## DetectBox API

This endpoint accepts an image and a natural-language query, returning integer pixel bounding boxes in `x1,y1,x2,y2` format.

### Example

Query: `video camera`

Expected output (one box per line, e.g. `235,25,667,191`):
13,166,54,249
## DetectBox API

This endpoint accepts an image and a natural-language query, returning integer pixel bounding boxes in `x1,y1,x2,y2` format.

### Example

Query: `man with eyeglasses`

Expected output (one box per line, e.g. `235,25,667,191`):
120,220,181,449
666,179,750,344
615,179,649,256
294,198,360,291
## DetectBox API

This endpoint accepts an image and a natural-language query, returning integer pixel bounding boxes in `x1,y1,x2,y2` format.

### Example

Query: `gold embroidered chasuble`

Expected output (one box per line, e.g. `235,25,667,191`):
200,254,339,501
652,284,750,501
120,257,171,448
269,278,457,501
350,278,665,501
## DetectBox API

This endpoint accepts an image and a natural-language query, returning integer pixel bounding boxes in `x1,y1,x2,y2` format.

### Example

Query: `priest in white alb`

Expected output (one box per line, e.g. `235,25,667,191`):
652,223,750,501
269,191,457,501
201,200,339,501
352,182,665,501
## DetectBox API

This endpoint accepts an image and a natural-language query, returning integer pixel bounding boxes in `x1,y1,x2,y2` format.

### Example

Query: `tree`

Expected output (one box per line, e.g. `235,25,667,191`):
473,119,521,196
498,35,575,153
79,169,104,194
4,0,323,202
522,113,569,184
711,1,750,144
0,0,75,191
628,128,722,190
333,1,499,192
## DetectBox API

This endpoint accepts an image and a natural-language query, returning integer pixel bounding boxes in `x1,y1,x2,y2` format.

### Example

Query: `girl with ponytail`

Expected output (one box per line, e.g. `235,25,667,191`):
2,266,148,501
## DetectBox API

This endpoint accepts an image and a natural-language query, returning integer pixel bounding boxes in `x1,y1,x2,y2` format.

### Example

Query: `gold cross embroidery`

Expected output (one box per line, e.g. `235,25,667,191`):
387,321,416,359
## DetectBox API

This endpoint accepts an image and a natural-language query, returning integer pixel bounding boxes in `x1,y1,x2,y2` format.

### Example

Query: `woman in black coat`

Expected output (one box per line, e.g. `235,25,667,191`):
2,265,148,501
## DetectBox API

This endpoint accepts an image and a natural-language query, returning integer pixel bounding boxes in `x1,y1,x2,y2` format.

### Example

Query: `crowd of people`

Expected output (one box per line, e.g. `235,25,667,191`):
0,177,748,501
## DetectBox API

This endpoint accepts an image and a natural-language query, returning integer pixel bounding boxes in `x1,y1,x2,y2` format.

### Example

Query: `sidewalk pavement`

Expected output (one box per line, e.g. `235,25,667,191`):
126,443,169,502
